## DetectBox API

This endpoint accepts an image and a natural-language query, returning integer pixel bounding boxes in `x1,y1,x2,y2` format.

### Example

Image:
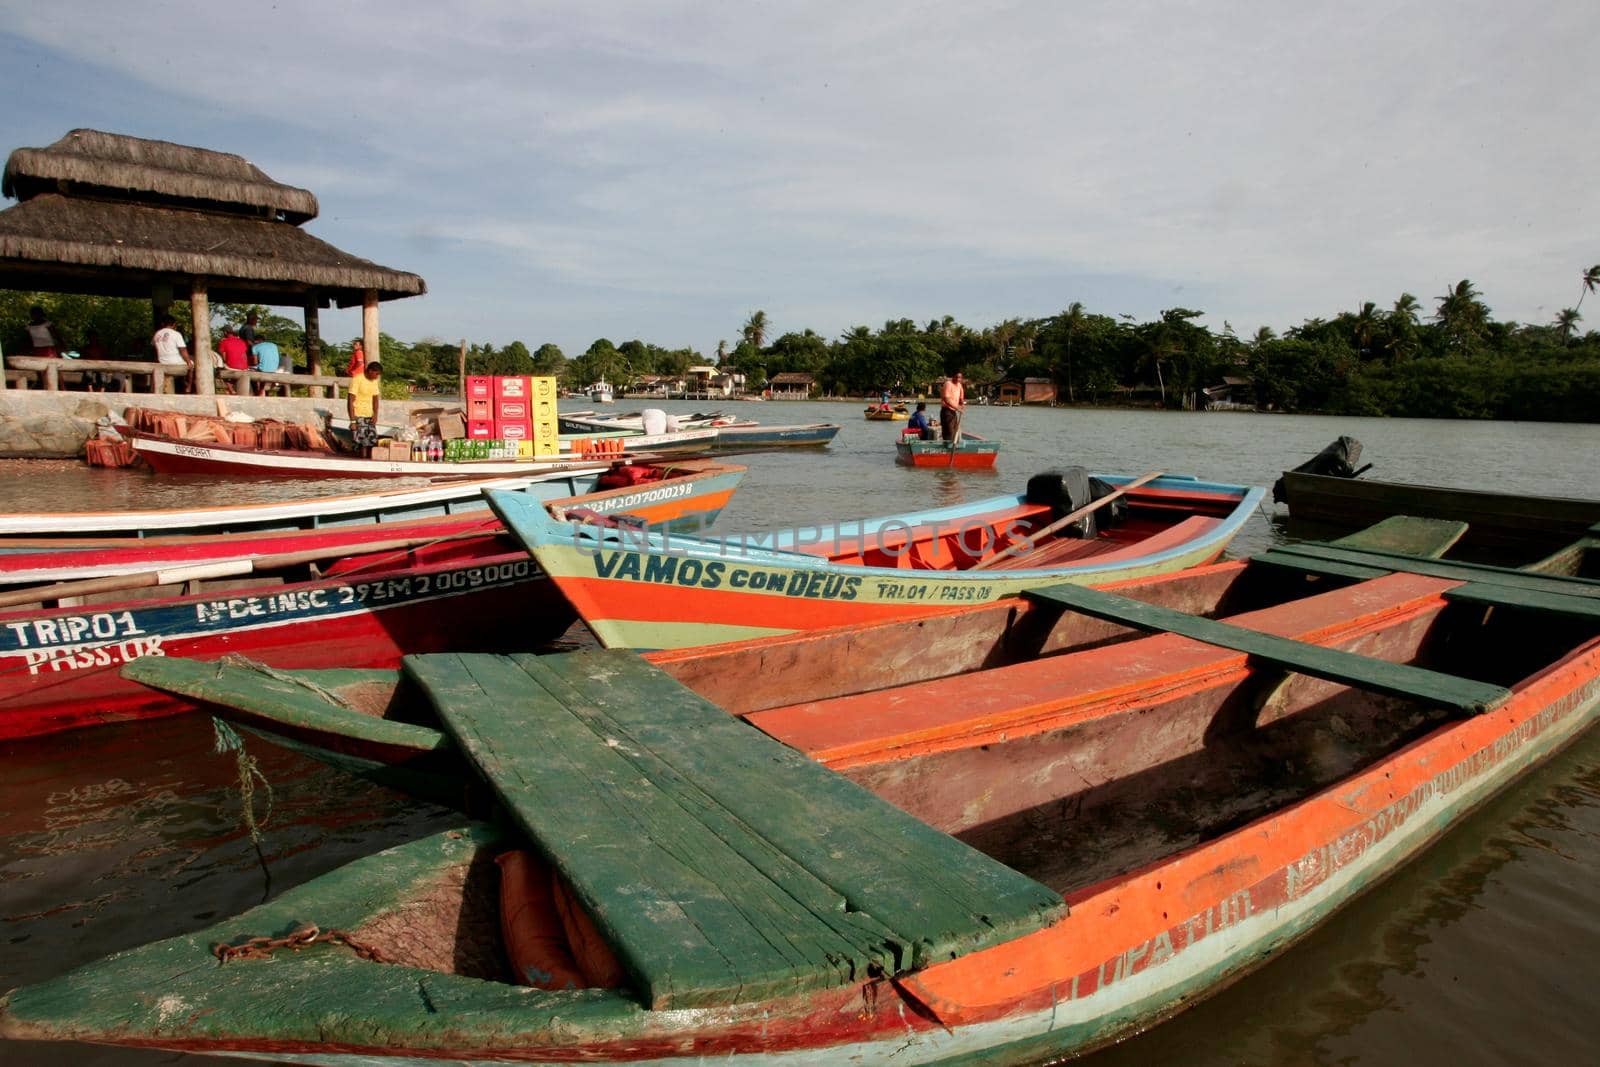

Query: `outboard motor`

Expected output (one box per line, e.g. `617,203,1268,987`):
1272,436,1367,503
1025,468,1126,538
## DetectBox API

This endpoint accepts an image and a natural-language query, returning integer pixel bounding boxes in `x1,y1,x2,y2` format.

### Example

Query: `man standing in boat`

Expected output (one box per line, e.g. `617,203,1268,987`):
939,371,966,441
347,361,383,455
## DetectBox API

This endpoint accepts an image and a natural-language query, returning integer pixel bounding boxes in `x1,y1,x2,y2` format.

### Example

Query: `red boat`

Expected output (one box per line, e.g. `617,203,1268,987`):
0,459,747,587
0,462,747,741
894,435,1000,468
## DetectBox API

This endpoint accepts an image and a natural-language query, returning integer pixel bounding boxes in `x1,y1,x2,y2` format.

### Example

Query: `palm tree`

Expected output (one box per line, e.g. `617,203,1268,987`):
1433,279,1489,353
1059,301,1086,401
715,339,727,363
1577,266,1600,309
742,310,768,352
1392,292,1421,324
1555,307,1582,342
1351,301,1380,361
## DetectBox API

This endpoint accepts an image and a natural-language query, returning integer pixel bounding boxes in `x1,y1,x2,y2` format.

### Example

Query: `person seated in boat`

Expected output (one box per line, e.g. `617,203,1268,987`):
347,361,383,455
907,402,936,440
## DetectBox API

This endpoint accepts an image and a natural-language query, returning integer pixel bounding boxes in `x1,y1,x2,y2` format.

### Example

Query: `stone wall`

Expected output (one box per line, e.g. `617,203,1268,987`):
0,392,455,458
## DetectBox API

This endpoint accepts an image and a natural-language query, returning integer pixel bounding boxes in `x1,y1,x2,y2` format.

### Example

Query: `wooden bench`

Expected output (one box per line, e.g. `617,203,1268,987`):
1022,581,1510,715
404,649,1066,1010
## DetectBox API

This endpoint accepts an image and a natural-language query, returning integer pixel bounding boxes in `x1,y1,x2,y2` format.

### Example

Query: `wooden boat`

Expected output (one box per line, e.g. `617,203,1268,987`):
1277,473,1600,567
0,460,747,586
895,436,1000,468
0,473,589,539
559,410,737,433
115,516,1481,796
0,463,747,740
711,421,840,451
864,402,909,420
127,426,719,476
490,469,1260,649
26,520,1600,1063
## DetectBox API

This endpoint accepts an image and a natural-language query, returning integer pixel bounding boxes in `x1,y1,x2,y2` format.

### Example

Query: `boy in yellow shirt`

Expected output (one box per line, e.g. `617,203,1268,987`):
347,361,383,454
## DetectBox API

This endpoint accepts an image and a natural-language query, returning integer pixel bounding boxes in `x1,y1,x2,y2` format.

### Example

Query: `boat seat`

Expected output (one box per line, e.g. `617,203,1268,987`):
1442,582,1600,621
1256,543,1600,598
746,572,1485,766
980,515,1220,572
1023,582,1509,715
403,650,1066,1011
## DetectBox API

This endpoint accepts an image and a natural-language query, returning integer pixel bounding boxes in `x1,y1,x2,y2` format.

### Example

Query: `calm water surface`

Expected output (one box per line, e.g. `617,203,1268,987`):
1,403,1597,1065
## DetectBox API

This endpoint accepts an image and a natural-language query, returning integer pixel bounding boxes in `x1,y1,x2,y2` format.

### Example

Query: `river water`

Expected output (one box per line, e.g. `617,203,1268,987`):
0,402,1596,1065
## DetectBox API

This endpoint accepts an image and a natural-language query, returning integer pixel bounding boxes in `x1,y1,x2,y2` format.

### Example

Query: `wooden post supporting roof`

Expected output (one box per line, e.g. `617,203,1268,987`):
304,301,323,397
189,279,214,396
362,289,379,362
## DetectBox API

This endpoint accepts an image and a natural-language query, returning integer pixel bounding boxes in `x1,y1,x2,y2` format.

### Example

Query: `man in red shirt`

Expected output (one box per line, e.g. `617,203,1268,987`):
217,324,250,393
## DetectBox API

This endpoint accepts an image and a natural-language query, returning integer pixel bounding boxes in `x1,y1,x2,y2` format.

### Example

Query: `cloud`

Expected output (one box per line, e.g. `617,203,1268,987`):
2,0,1596,350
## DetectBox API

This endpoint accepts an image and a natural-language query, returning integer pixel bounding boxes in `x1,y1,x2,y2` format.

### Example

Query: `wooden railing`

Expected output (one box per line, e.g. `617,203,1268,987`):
2,357,345,398
4,356,191,393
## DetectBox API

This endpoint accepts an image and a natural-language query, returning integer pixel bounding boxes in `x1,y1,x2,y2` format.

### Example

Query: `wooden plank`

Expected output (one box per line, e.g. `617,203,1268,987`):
1251,550,1393,582
406,651,1064,1010
1266,543,1600,598
1329,516,1467,558
520,651,1064,953
1443,582,1600,621
1023,583,1510,715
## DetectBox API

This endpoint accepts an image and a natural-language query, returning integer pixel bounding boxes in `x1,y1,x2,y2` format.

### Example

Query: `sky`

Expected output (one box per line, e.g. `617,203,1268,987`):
1,1,1595,358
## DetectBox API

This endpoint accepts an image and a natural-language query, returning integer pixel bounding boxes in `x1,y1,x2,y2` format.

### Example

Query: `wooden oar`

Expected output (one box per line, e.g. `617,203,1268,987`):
0,529,499,610
969,470,1165,571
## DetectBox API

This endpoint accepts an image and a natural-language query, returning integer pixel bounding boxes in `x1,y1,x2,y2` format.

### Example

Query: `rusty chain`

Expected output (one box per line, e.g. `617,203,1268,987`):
212,923,389,965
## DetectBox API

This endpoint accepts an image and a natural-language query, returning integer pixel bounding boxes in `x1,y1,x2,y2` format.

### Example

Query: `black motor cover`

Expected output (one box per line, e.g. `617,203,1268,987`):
1025,468,1126,538
1271,436,1364,503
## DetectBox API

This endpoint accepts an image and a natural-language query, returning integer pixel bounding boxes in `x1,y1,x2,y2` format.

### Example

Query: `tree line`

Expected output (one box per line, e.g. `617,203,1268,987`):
5,267,1599,421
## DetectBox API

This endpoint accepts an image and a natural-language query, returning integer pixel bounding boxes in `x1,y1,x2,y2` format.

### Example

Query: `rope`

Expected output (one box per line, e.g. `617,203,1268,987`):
212,716,274,889
215,653,358,710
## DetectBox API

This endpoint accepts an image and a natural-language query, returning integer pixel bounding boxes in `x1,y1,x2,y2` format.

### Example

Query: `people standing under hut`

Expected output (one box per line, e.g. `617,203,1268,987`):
347,361,383,455
151,315,194,394
26,306,61,359
939,371,966,441
216,324,250,393
251,337,285,397
348,338,366,377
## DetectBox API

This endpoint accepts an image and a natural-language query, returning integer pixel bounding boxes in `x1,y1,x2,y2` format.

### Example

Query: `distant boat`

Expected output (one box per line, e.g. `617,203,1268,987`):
712,422,840,451
864,403,908,421
896,436,1000,469
589,381,615,403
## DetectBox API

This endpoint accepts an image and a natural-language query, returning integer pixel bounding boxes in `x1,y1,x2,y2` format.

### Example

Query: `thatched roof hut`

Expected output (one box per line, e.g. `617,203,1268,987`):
0,130,424,306
1,130,427,394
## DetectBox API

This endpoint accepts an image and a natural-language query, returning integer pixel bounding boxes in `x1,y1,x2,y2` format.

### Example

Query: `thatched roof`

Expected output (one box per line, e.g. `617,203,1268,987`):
0,194,425,305
769,372,815,385
0,130,425,308
4,129,318,223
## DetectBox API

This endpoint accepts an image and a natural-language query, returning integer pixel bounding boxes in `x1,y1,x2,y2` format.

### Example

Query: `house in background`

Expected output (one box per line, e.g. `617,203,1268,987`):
767,371,815,399
686,365,745,398
997,377,1058,404
1202,376,1257,411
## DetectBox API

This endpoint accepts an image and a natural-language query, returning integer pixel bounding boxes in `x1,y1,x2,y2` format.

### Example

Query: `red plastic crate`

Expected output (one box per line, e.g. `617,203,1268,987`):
495,418,533,440
496,399,528,420
496,375,531,399
465,376,494,400
466,419,496,439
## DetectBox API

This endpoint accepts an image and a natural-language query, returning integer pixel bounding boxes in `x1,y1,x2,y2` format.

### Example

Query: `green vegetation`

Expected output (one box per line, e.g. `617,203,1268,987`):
5,267,1598,422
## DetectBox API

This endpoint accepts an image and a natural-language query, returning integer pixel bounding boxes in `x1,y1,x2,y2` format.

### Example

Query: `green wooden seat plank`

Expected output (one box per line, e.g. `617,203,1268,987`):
1023,582,1510,715
404,651,1065,1011
1266,543,1600,597
1252,550,1393,582
517,651,1062,956
1443,582,1600,621
1328,515,1468,558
